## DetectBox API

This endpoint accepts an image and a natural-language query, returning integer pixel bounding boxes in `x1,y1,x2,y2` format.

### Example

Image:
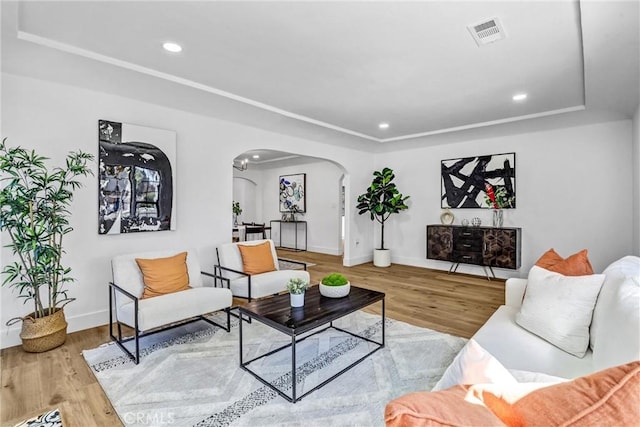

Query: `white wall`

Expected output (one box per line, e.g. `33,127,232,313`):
0,73,375,348
258,159,344,255
233,176,260,224
373,120,634,276
633,104,640,255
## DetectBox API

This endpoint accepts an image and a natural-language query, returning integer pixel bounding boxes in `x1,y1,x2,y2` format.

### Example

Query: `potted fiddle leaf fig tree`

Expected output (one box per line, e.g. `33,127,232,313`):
0,138,93,352
356,167,410,267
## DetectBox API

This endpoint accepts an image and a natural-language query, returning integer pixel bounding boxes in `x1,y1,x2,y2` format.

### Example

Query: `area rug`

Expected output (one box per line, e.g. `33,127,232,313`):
277,259,316,270
83,311,465,427
13,408,62,427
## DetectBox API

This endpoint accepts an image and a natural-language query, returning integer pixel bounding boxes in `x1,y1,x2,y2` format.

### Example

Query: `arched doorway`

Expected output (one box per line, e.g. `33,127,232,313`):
232,149,347,258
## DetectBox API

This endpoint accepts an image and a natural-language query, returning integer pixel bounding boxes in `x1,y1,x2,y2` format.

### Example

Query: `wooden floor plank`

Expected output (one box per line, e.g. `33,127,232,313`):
0,251,504,425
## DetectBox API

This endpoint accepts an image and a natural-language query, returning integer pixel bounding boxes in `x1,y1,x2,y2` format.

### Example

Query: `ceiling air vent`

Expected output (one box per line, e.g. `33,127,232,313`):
468,17,506,46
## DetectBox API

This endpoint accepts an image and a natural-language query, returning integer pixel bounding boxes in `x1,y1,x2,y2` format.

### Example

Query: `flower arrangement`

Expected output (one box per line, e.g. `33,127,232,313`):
286,277,309,295
232,201,242,216
321,273,349,286
484,183,515,209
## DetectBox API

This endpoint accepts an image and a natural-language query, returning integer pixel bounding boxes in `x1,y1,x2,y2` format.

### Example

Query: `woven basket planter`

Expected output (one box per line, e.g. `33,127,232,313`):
20,308,68,353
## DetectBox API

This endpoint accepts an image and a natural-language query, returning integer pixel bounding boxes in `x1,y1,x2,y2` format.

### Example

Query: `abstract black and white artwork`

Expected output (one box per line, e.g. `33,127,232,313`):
441,152,516,209
279,173,306,212
98,120,176,234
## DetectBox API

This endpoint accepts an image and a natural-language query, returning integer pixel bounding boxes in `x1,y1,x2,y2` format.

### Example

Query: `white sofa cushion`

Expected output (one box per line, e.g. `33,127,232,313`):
117,287,232,331
473,305,595,378
230,269,310,299
432,339,517,391
509,369,568,383
590,256,640,371
515,266,605,358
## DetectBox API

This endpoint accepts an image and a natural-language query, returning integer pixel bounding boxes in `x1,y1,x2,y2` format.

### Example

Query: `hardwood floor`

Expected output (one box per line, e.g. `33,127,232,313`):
1,251,504,426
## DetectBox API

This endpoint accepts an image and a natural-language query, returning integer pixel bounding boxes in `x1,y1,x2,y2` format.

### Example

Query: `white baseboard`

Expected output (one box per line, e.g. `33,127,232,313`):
306,245,342,256
0,309,109,350
343,254,373,267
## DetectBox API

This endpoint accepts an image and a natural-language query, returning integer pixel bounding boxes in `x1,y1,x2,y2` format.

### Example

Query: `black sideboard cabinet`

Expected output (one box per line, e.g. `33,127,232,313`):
426,225,522,273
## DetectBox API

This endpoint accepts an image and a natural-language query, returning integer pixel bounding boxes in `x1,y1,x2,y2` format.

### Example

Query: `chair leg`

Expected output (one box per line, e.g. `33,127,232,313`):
226,307,231,332
134,327,140,365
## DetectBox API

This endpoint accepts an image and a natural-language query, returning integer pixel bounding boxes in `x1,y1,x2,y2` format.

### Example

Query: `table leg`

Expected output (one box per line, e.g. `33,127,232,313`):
291,334,297,403
382,298,386,347
239,313,244,366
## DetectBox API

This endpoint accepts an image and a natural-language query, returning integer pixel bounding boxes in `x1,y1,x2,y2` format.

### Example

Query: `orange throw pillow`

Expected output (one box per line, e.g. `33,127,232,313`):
535,248,594,276
535,248,564,269
474,361,640,427
385,386,504,427
136,252,190,299
238,241,276,275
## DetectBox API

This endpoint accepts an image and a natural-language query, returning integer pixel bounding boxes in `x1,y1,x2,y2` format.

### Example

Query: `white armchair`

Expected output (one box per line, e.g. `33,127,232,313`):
215,239,310,301
109,249,233,364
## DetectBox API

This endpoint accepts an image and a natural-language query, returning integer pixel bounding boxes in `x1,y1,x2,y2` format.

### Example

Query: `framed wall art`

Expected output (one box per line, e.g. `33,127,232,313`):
441,152,516,209
98,119,177,234
279,173,306,212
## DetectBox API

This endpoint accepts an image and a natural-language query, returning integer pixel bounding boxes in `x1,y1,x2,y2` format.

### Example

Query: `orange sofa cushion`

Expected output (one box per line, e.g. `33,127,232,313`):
473,361,640,427
238,241,277,275
385,386,504,427
535,248,594,276
136,252,190,299
385,362,640,427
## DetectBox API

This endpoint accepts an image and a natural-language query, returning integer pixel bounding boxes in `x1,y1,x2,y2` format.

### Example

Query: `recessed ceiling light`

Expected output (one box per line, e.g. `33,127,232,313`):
252,155,260,159
162,42,182,53
378,122,390,129
512,93,527,101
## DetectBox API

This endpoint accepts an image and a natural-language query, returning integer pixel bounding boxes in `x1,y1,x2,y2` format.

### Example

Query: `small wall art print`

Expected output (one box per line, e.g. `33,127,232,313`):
98,120,177,234
279,173,306,212
441,152,516,209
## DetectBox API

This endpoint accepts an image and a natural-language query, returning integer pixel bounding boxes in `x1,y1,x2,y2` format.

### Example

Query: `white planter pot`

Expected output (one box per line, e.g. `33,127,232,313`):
373,249,391,267
290,292,305,307
319,282,351,298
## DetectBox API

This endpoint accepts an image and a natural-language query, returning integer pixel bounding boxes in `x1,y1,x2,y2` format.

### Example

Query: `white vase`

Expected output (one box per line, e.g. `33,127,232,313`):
492,210,504,228
290,292,305,307
373,249,391,267
319,282,351,298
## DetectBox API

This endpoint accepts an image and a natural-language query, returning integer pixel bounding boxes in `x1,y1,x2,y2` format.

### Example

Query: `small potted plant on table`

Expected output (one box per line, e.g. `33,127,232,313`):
286,277,309,307
319,273,350,298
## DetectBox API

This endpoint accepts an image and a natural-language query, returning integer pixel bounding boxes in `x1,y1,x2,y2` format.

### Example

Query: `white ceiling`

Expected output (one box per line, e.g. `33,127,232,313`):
2,1,638,148
233,149,300,166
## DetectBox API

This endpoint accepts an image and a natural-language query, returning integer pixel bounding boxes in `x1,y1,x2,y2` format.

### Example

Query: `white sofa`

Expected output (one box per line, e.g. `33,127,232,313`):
471,255,640,379
215,239,311,301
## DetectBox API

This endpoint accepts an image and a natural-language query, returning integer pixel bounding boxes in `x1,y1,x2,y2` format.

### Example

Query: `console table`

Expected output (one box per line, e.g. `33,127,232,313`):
270,220,307,252
426,225,521,279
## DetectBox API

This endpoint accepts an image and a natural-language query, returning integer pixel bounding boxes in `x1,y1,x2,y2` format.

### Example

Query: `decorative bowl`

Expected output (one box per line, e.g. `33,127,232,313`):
319,282,350,298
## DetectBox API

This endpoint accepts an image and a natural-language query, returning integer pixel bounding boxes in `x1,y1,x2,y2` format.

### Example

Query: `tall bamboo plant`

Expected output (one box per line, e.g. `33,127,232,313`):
0,138,93,319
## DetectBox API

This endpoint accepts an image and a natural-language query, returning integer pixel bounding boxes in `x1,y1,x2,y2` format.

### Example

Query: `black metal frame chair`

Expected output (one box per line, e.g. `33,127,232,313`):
242,222,267,240
213,246,307,324
214,250,307,302
108,270,231,365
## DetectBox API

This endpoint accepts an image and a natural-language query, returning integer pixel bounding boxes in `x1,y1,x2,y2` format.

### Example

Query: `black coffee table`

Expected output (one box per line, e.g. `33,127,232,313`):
238,285,385,403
